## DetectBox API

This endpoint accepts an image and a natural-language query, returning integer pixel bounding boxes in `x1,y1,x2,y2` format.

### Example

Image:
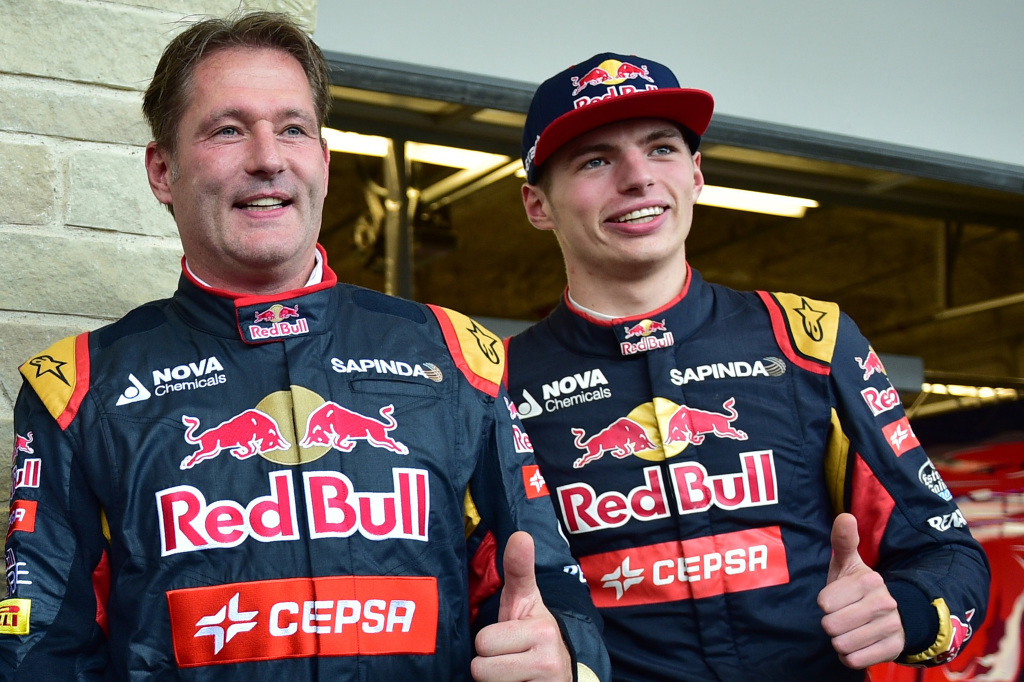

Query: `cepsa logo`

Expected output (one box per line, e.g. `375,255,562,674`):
167,576,438,667
579,527,789,607
157,468,429,556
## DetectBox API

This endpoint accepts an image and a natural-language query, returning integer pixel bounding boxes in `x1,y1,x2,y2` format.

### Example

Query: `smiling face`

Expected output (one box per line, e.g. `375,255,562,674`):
522,118,703,301
145,47,330,294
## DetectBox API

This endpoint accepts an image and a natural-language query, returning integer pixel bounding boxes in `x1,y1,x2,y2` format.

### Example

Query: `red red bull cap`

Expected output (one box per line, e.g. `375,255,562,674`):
522,52,714,184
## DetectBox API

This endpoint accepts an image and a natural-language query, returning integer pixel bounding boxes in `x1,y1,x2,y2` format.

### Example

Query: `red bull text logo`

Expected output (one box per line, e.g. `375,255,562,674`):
861,385,901,416
580,527,789,606
250,305,308,340
157,468,430,556
558,452,778,534
855,348,886,380
570,59,656,97
167,576,437,666
620,319,673,355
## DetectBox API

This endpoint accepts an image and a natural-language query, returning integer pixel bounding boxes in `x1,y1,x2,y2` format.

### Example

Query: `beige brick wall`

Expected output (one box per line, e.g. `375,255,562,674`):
0,0,319,526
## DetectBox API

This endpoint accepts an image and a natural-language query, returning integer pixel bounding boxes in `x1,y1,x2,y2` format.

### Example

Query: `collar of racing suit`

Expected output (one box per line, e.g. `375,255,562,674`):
170,243,340,345
548,263,716,358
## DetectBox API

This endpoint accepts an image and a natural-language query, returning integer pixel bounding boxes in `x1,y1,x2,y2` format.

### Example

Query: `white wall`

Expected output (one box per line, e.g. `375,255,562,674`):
314,0,1024,168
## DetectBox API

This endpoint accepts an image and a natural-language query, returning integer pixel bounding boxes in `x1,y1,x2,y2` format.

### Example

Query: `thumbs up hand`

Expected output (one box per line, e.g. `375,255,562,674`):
472,531,572,681
817,513,905,669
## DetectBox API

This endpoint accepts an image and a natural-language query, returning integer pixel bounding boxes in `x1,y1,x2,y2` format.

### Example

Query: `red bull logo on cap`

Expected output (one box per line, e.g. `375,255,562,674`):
570,58,656,97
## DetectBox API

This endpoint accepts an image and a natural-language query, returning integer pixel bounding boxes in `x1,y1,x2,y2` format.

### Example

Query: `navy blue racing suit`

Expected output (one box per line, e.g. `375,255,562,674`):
1,248,609,681
502,265,988,681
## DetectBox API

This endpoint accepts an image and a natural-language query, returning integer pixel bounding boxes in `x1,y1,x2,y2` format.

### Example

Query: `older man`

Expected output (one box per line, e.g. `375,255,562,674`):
0,14,608,681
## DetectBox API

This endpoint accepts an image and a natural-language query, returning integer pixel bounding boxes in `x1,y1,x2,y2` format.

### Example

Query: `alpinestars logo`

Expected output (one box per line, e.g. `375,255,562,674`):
195,593,258,655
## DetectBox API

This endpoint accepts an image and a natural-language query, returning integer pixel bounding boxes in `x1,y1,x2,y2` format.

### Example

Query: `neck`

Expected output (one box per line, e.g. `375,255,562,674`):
566,261,689,318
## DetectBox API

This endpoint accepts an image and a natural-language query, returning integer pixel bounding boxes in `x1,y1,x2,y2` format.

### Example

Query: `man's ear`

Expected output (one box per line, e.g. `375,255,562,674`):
691,151,705,201
521,183,556,232
145,142,174,206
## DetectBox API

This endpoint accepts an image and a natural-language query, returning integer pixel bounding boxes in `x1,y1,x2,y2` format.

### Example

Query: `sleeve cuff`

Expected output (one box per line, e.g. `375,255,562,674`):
887,579,939,656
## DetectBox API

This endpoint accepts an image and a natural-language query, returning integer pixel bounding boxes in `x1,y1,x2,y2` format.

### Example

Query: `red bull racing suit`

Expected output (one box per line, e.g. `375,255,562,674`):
502,266,988,682
0,249,609,681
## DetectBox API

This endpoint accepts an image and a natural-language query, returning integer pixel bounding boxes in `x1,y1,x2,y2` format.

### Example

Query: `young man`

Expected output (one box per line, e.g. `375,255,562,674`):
504,52,989,681
0,14,608,680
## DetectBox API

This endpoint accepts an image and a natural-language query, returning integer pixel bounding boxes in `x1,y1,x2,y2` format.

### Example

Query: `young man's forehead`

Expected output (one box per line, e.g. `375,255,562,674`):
557,118,688,158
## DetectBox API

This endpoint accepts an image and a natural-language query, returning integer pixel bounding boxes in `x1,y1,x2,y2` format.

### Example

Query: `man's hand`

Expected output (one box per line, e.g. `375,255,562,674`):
472,531,573,682
817,513,905,669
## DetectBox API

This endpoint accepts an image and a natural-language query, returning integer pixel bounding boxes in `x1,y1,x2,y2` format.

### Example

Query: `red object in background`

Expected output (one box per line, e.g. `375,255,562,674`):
869,441,1024,682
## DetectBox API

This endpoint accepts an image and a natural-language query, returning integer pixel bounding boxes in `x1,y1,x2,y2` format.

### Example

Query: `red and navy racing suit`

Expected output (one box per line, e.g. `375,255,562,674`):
502,266,988,682
0,249,609,681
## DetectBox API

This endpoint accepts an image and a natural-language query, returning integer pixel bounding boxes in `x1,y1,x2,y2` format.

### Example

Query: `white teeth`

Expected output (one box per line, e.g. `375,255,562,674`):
614,206,665,223
242,197,285,210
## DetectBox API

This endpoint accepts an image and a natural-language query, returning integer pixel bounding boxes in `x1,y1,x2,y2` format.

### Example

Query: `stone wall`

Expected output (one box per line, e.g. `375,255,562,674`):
0,0,318,525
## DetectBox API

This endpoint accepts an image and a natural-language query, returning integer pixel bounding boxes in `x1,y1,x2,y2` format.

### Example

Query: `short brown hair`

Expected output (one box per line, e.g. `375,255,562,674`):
143,10,331,156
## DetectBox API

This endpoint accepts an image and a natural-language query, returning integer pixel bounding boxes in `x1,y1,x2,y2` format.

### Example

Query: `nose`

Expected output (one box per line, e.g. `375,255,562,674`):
616,148,654,193
246,122,285,176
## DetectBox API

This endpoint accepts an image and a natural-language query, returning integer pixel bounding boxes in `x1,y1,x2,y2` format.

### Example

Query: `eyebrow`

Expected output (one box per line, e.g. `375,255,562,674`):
563,126,685,162
204,107,318,128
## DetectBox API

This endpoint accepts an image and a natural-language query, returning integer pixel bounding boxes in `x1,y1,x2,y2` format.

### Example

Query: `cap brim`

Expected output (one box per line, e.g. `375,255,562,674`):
533,88,714,172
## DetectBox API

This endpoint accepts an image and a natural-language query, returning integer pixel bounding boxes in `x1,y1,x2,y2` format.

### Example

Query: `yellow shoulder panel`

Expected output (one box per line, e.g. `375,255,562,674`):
772,292,840,364
19,333,90,429
428,305,504,397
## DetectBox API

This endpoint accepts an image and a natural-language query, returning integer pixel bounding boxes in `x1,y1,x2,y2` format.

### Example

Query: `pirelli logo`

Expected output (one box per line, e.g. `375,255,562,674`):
0,599,31,635
167,576,438,667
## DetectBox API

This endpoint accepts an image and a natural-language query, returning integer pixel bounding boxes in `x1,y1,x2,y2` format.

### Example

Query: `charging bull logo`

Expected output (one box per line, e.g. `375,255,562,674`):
935,609,974,665
13,433,33,461
571,418,656,469
855,347,886,381
300,403,409,455
666,398,747,446
253,304,300,324
180,410,291,470
570,59,655,96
